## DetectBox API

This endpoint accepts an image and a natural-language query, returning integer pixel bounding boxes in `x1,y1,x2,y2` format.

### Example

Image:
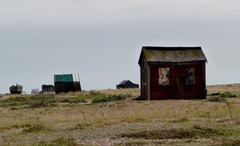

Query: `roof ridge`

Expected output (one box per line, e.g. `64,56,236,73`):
142,46,202,51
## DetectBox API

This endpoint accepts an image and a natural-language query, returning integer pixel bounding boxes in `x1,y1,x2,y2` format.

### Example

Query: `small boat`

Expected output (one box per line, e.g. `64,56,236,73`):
10,84,23,94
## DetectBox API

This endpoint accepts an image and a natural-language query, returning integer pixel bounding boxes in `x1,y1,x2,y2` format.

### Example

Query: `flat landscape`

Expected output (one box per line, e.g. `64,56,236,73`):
0,84,240,146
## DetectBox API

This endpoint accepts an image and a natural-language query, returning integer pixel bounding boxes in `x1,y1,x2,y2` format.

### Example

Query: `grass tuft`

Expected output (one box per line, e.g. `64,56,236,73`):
208,96,226,102
29,101,48,108
120,126,236,140
171,117,189,123
23,124,46,133
37,138,76,146
221,92,237,98
92,94,126,103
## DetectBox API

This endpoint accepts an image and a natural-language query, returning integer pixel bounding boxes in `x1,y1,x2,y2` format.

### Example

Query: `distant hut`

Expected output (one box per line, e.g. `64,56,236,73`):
138,46,207,100
116,80,139,89
41,85,55,93
54,74,82,94
9,84,23,94
31,89,40,94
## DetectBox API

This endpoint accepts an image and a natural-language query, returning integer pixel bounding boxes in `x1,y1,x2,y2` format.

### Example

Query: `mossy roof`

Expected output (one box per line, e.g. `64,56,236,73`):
138,46,207,64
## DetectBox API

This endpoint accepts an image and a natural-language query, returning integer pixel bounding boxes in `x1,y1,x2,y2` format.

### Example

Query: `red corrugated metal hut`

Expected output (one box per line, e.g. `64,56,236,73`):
138,46,207,100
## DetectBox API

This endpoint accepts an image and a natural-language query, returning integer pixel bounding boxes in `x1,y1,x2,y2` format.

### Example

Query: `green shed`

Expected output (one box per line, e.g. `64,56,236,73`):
54,74,81,94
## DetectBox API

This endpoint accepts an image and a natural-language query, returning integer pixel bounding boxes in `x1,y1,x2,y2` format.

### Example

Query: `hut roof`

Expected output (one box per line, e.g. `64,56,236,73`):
118,80,132,85
138,46,207,64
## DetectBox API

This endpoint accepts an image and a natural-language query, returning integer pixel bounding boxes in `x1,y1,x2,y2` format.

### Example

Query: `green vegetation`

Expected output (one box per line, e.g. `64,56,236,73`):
221,91,237,98
0,91,130,109
92,94,126,103
208,91,238,102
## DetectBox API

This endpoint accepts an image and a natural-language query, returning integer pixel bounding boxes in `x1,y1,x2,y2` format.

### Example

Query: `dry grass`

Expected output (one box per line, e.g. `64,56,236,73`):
207,84,240,97
99,88,140,98
0,85,240,145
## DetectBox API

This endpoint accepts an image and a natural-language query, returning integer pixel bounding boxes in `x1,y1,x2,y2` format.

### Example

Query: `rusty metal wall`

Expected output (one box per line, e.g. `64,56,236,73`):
149,62,206,100
175,63,206,99
140,58,149,100
149,63,176,100
55,82,81,94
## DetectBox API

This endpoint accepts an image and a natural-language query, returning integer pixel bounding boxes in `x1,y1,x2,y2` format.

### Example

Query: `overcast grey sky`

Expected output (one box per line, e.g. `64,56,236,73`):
1,0,240,93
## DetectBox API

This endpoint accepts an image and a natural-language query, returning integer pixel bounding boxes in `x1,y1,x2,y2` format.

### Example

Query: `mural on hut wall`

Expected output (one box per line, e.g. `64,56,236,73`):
158,68,169,86
185,68,196,85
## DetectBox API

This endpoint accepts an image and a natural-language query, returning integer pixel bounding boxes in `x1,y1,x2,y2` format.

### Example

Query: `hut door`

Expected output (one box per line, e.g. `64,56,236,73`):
176,78,184,99
176,79,179,99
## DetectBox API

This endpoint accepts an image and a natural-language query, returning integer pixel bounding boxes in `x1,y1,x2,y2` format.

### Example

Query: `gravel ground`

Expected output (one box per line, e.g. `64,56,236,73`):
0,121,220,146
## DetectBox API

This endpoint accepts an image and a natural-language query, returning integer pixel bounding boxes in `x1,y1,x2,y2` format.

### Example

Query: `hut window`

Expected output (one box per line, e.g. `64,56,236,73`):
185,68,196,85
158,68,169,86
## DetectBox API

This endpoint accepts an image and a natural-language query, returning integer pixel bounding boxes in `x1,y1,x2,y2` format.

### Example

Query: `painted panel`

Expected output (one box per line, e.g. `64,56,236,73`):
185,68,196,85
158,68,169,86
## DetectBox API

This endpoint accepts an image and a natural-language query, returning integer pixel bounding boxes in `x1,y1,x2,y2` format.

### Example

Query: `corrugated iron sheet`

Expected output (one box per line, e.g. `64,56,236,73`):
148,63,206,100
139,46,207,63
54,74,73,82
